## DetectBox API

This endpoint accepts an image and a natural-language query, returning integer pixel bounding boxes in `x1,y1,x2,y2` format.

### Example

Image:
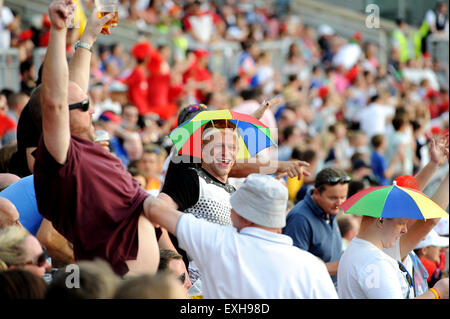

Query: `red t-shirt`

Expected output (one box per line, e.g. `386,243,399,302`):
126,66,150,115
146,54,178,119
0,113,17,137
33,135,160,276
420,257,437,283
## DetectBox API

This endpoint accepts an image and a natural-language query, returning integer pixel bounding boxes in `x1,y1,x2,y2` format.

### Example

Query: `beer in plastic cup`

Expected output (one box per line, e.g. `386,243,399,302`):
95,0,119,32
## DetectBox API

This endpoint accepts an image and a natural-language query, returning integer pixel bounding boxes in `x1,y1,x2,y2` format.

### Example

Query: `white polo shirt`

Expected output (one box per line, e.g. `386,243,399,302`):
176,213,338,299
338,238,406,299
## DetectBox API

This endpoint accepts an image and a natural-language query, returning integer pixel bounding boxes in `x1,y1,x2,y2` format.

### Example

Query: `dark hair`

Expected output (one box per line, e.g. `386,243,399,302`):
240,88,261,101
127,166,145,177
288,74,298,83
0,88,14,100
240,39,254,51
282,125,297,141
315,167,349,193
158,249,183,272
0,144,17,173
36,63,44,85
20,59,33,75
337,215,356,237
347,180,365,198
371,134,385,149
7,92,29,111
392,116,406,131
25,85,43,133
0,270,47,299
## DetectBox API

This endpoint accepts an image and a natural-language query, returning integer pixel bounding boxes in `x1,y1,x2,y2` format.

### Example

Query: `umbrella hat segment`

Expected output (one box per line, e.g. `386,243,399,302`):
341,184,448,220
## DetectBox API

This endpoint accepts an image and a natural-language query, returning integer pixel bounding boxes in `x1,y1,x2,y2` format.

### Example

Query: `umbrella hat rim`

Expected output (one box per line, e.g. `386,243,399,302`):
342,185,448,219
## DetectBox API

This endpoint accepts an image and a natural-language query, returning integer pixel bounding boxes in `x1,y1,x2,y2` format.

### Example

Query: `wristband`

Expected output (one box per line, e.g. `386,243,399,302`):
74,41,92,52
429,288,440,299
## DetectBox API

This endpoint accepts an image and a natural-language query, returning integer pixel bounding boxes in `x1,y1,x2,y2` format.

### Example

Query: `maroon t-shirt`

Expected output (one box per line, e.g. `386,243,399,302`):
33,135,158,276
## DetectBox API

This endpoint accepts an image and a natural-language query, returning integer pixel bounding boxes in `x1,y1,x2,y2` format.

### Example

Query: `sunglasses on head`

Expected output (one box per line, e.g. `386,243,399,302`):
25,246,48,268
187,103,207,113
69,99,90,112
326,175,351,185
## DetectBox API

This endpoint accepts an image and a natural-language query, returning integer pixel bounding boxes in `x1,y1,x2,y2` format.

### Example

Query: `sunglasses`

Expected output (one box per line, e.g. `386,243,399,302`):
69,99,90,112
187,103,207,113
326,175,351,185
317,175,351,190
398,261,414,288
178,273,186,285
25,246,48,268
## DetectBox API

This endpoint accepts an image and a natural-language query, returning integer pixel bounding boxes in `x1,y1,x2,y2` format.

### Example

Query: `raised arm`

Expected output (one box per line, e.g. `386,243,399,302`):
415,134,449,191
251,96,282,120
230,159,310,180
143,196,182,236
69,8,114,92
40,0,74,165
395,134,449,260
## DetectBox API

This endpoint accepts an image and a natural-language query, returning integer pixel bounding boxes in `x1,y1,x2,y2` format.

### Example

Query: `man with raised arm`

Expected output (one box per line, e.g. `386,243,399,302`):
33,0,160,277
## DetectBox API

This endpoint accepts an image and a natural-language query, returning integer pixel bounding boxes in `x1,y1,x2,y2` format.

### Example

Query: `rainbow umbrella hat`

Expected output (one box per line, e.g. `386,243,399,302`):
341,182,448,220
169,110,276,159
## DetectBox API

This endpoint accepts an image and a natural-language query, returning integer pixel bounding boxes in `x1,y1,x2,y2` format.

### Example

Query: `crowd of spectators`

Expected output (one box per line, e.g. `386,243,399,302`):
0,0,448,300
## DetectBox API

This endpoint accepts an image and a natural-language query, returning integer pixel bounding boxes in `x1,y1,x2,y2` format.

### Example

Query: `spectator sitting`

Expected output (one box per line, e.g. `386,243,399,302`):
0,226,51,277
127,166,147,190
0,175,75,266
414,230,449,287
337,214,360,251
158,248,192,291
283,167,350,284
134,144,166,197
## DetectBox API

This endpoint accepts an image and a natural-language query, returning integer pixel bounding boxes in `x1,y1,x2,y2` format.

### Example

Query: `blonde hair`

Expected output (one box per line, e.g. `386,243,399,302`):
0,226,30,271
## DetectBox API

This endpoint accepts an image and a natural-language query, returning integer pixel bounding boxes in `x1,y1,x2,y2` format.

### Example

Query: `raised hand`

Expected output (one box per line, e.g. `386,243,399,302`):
430,133,449,166
81,7,115,42
48,0,76,30
278,160,311,181
252,95,283,120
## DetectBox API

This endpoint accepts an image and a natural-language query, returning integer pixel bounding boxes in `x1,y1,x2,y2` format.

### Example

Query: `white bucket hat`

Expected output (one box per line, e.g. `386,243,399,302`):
434,216,449,236
229,174,288,228
416,229,449,249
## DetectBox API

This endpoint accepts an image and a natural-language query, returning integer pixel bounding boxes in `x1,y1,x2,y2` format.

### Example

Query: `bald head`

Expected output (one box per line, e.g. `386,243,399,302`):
68,81,88,105
0,197,20,229
0,173,20,192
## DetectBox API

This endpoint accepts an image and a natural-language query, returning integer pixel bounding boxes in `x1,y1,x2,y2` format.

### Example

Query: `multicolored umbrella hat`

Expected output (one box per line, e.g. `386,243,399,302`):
341,181,448,220
169,110,276,159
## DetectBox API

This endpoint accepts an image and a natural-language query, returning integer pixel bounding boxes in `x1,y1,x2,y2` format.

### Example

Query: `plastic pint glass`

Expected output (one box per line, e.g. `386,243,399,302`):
95,0,118,32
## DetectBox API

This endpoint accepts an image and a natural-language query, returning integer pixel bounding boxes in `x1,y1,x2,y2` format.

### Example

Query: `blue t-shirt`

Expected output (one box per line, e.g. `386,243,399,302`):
0,175,43,235
370,151,390,185
283,189,342,284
